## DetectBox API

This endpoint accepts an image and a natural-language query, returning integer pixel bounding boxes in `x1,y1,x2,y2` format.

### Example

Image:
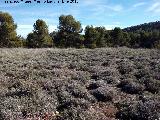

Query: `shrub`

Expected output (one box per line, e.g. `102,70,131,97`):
90,87,114,102
117,80,145,94
134,68,151,80
86,83,100,90
117,61,134,75
116,99,160,120
145,79,160,94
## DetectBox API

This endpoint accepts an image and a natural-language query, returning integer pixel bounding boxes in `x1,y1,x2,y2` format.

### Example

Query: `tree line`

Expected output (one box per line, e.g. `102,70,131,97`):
0,11,160,49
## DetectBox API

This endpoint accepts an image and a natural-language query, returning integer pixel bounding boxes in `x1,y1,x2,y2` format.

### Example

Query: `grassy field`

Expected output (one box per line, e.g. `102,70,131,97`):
0,48,160,120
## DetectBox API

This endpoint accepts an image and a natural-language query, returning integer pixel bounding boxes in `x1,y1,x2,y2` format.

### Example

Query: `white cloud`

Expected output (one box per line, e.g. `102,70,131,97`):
112,22,121,25
82,0,96,6
106,4,123,12
17,24,57,37
90,4,123,18
48,25,57,32
92,4,123,13
82,0,106,6
17,25,33,37
133,2,146,8
148,3,160,11
80,0,123,12
18,25,33,29
147,1,160,13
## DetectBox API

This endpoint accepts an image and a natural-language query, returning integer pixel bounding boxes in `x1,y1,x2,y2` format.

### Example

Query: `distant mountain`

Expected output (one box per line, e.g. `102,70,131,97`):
123,21,160,32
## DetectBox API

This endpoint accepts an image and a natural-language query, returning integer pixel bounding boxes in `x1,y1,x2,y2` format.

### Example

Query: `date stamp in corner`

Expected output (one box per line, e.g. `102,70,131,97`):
4,0,79,4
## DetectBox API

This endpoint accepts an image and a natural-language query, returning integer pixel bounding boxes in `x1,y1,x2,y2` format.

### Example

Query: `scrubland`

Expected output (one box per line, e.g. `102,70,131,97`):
0,48,160,120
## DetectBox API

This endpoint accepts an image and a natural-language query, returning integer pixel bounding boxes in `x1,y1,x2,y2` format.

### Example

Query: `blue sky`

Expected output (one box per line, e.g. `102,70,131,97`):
0,0,160,37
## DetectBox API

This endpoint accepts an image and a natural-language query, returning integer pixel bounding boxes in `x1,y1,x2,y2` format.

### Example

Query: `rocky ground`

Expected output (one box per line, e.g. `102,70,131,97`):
0,48,160,120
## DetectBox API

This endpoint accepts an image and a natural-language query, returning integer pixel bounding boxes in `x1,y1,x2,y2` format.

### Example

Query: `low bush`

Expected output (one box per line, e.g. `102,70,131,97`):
90,87,115,102
116,99,160,120
117,80,145,94
145,79,160,94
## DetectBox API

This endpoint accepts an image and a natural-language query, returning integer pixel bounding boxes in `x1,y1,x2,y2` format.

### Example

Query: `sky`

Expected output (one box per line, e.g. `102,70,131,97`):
0,0,160,37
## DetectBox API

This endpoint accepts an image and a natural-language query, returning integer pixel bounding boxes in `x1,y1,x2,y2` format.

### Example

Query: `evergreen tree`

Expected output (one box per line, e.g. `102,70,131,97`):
84,25,99,48
56,15,83,48
0,11,21,47
26,33,36,48
95,27,106,47
110,27,124,47
26,19,53,48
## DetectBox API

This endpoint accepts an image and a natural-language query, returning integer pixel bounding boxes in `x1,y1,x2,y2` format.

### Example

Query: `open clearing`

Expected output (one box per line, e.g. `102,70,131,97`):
0,48,160,120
